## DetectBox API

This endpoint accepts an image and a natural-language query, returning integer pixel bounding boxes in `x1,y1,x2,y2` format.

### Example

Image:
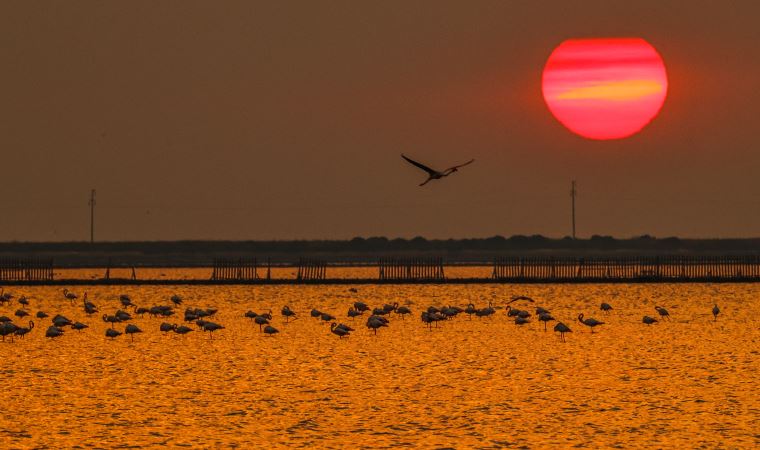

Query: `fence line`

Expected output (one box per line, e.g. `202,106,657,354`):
379,257,445,281
211,258,263,281
0,258,54,281
297,258,327,281
492,255,760,280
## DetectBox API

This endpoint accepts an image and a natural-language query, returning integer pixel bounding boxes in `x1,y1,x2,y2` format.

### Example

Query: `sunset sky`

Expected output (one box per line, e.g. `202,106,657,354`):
1,1,759,241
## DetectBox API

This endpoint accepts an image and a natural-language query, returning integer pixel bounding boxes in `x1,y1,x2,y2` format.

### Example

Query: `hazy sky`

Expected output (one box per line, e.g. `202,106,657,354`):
2,1,759,241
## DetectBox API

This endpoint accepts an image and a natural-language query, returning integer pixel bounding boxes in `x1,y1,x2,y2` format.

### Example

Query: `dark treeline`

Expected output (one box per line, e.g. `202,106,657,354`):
1,235,760,267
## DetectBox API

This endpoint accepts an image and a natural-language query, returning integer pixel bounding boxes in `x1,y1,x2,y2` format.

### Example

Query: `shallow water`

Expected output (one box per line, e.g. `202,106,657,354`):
2,278,759,448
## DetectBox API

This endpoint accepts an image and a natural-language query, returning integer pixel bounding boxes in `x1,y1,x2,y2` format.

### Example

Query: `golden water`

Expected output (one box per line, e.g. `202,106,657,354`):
2,274,759,448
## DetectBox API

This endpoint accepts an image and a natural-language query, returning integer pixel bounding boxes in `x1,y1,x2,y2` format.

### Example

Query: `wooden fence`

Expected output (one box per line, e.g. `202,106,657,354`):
493,255,760,281
0,258,54,281
379,257,445,281
211,258,268,281
297,258,327,281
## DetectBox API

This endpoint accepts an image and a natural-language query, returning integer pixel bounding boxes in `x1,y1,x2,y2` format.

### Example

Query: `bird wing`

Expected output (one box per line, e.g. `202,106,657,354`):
445,158,475,172
401,154,438,175
509,296,535,304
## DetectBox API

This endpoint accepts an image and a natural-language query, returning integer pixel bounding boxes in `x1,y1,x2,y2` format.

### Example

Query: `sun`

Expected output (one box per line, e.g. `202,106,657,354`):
542,38,668,140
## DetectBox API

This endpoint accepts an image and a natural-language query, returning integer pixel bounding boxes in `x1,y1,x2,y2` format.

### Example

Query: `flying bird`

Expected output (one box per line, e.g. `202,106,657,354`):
401,154,475,186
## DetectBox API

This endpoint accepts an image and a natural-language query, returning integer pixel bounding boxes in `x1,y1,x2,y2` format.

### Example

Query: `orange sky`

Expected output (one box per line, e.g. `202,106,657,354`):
1,1,759,240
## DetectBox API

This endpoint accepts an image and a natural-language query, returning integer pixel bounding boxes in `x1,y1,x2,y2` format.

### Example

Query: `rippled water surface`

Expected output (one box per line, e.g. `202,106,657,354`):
2,274,759,448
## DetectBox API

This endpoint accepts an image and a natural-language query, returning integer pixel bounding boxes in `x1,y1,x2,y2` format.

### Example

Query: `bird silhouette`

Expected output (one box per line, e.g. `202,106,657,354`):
366,315,388,335
105,328,122,339
712,304,720,321
578,313,605,333
46,326,64,338
71,322,88,331
330,322,351,338
554,322,572,342
396,305,412,318
281,306,297,322
63,289,78,305
401,154,475,186
125,324,142,341
538,312,555,331
654,306,670,320
14,321,34,338
642,316,658,325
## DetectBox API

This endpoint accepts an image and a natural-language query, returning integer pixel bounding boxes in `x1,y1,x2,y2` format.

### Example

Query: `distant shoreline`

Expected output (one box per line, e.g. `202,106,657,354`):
2,236,760,267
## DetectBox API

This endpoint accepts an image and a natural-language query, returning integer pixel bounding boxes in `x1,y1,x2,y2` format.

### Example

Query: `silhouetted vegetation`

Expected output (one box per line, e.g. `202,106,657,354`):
1,235,760,267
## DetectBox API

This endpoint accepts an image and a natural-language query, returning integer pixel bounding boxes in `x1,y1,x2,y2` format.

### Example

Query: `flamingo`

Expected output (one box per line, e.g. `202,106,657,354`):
654,306,670,320
506,306,530,318
15,321,34,338
353,302,369,313
83,295,98,315
554,322,572,342
125,324,142,341
600,302,613,313
201,322,224,338
36,311,48,319
52,315,73,328
254,315,270,331
401,154,475,186
18,296,29,307
15,309,29,319
642,316,658,325
71,322,88,331
366,316,388,335
263,325,279,337
477,301,496,318
510,296,535,303
105,328,122,339
170,295,183,306
396,305,412,318
281,306,297,322
102,314,121,328
712,304,720,321
173,325,193,335
382,303,398,314
421,311,434,330
160,322,175,333
46,326,64,338
464,303,477,319
330,322,351,338
514,316,530,326
115,310,132,322
119,295,134,308
320,312,336,322
63,289,78,305
310,309,322,318
0,322,18,342
347,307,362,319
538,312,555,331
578,313,605,333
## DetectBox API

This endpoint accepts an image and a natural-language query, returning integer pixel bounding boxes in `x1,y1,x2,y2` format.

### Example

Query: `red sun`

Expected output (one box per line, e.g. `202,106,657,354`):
542,38,668,140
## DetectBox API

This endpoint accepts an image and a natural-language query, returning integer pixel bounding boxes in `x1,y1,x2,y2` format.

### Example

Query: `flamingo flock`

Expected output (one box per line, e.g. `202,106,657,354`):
0,286,732,344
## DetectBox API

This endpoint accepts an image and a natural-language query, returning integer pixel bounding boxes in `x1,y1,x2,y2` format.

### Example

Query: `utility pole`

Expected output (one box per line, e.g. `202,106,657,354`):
570,180,577,239
89,189,96,243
